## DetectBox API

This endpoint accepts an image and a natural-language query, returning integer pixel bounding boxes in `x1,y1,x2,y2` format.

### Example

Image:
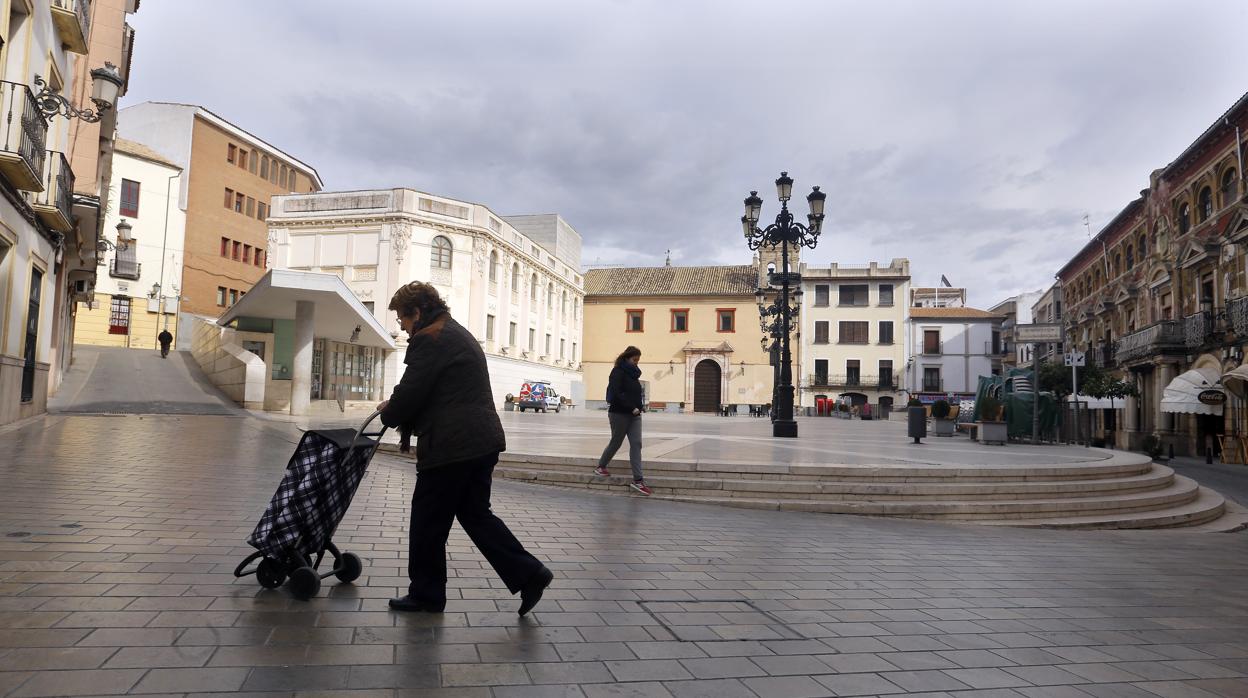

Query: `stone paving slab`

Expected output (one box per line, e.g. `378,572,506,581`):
0,413,1245,696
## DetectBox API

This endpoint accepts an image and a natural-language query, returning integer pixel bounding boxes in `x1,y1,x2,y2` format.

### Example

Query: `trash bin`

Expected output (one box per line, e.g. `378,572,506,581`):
907,405,927,443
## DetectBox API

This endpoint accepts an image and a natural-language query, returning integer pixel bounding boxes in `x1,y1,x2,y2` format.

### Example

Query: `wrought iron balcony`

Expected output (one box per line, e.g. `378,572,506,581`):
32,151,73,232
921,379,944,392
109,258,140,280
809,374,899,391
51,0,90,54
1112,320,1184,363
0,81,47,192
1230,296,1248,337
1184,311,1213,349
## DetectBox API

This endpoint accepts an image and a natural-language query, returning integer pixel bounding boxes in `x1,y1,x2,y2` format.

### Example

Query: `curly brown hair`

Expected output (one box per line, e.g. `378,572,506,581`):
388,281,449,322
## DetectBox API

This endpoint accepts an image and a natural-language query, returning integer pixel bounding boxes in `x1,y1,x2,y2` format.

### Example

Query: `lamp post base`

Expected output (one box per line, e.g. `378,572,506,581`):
773,419,798,438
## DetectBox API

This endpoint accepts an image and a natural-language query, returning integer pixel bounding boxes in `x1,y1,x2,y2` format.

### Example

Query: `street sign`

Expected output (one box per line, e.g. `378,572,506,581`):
1064,351,1085,367
1016,323,1062,343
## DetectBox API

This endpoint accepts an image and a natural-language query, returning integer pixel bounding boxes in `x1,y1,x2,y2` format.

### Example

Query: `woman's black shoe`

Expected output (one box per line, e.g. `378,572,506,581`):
388,595,445,613
517,566,553,617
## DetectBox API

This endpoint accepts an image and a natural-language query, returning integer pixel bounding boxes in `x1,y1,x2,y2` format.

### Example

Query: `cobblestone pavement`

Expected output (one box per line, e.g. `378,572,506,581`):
1,413,1247,697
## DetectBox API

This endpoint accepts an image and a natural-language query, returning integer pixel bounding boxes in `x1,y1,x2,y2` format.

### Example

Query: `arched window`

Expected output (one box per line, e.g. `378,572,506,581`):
1125,244,1134,270
489,251,499,283
530,274,538,300
1198,187,1213,222
1113,253,1121,276
1178,202,1191,234
1223,168,1239,205
430,236,452,270
1138,234,1146,261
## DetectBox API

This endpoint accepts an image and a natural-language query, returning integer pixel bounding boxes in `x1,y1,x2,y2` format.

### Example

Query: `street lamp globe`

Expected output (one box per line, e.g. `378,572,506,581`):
89,64,123,111
743,191,763,226
806,186,826,217
115,218,133,242
775,172,794,202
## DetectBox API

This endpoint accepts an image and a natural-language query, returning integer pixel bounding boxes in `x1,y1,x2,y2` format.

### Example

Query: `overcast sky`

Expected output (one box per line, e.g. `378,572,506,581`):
126,0,1247,308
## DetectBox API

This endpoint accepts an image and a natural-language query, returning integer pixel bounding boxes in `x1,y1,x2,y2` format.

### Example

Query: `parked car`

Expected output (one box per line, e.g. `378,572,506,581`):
517,380,562,413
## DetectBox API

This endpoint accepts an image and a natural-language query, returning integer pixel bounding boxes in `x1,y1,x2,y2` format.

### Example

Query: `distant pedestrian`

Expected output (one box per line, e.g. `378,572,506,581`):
157,329,173,358
377,281,552,616
595,346,651,495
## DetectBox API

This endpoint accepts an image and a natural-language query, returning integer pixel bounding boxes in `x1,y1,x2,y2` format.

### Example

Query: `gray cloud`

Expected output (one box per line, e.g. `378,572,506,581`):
125,0,1248,307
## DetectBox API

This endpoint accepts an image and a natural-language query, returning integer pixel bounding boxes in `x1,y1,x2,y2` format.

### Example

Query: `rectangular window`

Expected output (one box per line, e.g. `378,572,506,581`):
227,144,236,163
260,156,269,179
243,245,252,265
234,193,244,213
814,359,828,383
108,296,130,335
528,328,536,351
717,308,735,332
238,149,248,170
216,287,226,307
879,360,893,388
229,289,238,306
814,284,830,307
560,338,566,359
671,309,688,332
254,249,264,267
119,178,140,217
572,342,577,362
257,202,267,220
839,284,869,306
846,359,860,386
232,241,241,261
245,197,255,217
220,237,229,257
224,188,234,208
545,334,552,356
879,321,894,345
923,367,942,392
839,321,869,344
878,283,894,306
509,322,518,346
626,309,644,332
814,320,830,344
485,314,495,341
923,330,941,355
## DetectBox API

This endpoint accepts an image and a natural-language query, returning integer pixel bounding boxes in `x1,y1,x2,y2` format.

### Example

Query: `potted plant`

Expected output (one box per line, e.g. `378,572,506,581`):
503,394,515,412
931,399,955,437
977,394,1007,445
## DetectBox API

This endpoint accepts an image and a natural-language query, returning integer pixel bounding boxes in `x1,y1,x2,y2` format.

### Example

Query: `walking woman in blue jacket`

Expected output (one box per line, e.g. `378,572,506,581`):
595,346,651,495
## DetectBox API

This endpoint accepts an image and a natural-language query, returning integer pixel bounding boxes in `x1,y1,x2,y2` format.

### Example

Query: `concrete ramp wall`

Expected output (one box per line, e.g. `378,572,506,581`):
189,315,266,410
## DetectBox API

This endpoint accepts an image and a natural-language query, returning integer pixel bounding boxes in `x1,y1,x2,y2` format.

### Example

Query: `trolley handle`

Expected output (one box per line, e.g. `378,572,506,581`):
351,410,388,447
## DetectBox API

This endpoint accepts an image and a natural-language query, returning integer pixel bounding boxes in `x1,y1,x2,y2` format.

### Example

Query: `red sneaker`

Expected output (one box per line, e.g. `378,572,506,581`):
594,466,611,477
630,480,652,496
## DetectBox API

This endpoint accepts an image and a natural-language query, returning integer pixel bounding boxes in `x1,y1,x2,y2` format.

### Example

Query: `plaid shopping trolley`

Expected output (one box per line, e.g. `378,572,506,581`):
233,411,387,599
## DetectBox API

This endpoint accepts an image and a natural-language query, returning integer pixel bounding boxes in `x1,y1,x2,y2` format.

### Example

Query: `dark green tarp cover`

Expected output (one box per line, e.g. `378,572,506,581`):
973,369,1058,439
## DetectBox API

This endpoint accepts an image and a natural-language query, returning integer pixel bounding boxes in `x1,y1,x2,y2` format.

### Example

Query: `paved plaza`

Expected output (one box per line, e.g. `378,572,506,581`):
0,348,1243,697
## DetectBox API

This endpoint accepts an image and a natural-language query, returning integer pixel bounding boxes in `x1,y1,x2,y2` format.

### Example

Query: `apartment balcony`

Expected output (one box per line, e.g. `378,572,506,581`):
1229,296,1248,337
109,258,140,280
1184,311,1213,349
920,379,944,393
1113,320,1184,364
809,374,900,391
32,151,73,232
0,81,47,192
51,0,91,54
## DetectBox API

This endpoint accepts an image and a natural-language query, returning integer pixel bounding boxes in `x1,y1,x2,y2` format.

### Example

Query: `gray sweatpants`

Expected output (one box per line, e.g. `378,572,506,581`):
598,412,644,481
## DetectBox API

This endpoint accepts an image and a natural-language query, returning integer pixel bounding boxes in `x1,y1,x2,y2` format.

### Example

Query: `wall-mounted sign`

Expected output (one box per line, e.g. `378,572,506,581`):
1198,389,1227,406
1015,323,1062,343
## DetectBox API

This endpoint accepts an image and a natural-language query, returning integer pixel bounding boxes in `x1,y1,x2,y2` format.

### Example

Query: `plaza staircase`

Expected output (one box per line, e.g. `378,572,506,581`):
489,450,1248,531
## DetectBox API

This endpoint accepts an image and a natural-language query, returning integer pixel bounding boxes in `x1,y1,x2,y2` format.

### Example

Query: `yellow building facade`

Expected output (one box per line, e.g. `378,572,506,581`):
583,265,771,413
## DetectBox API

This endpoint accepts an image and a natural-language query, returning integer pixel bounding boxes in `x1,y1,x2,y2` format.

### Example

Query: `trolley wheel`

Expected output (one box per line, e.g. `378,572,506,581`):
256,557,286,589
518,406,525,412
288,566,321,600
335,552,363,583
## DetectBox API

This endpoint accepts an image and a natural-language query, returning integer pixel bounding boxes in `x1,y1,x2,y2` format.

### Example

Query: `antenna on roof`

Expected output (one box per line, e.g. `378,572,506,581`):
1083,213,1091,238
665,249,671,267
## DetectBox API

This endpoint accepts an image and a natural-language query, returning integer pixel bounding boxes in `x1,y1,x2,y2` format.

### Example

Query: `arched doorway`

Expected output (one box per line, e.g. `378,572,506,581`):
693,360,722,413
879,396,894,415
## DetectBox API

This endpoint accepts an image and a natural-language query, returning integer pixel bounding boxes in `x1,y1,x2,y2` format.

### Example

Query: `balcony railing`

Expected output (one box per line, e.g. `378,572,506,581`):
1113,320,1184,363
109,258,140,280
1184,311,1212,349
0,81,47,192
1230,296,1248,337
921,379,944,392
32,151,73,232
51,0,91,54
809,374,899,391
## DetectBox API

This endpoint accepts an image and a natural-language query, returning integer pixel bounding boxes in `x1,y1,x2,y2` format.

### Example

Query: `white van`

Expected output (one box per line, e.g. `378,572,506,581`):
517,380,562,413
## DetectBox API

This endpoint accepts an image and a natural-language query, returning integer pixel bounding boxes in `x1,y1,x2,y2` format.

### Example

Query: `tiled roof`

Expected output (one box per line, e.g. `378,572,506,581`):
910,307,1003,320
114,138,181,169
585,265,758,297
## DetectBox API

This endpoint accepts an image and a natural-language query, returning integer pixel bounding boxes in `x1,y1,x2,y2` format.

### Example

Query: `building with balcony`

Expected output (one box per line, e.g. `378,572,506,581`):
73,138,185,350
988,290,1044,370
266,189,585,410
1056,90,1248,456
582,263,770,413
116,102,322,319
0,0,138,426
905,306,1004,403
1030,283,1064,364
797,259,909,415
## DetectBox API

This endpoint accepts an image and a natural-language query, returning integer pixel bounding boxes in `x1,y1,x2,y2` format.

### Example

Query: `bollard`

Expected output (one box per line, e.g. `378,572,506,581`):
1207,446,1213,465
907,406,927,444
1168,443,1174,460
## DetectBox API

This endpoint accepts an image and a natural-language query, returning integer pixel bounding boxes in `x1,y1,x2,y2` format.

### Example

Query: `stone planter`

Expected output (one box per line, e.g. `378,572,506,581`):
978,420,1008,445
933,419,955,437
503,401,515,412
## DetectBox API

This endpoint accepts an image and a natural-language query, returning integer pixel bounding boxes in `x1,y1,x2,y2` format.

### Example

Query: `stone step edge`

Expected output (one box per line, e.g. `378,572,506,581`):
975,487,1232,530
494,465,1177,499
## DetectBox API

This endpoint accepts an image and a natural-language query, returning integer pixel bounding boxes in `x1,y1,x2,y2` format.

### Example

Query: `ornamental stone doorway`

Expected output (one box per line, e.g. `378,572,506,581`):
693,359,722,413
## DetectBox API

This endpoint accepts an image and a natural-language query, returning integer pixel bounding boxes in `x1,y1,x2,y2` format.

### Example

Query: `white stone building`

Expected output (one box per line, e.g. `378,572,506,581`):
266,189,585,408
988,290,1045,370
797,259,910,415
906,307,1005,402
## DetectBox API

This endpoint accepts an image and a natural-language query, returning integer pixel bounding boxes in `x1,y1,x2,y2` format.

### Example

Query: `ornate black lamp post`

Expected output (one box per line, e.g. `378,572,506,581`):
743,172,825,437
756,286,802,422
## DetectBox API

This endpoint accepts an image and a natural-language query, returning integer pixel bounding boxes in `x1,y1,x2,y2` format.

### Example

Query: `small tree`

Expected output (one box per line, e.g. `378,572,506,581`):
932,399,952,420
979,394,1003,421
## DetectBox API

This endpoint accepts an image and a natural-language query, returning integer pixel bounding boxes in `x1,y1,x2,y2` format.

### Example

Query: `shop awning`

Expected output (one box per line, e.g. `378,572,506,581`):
1223,364,1248,399
1160,367,1224,416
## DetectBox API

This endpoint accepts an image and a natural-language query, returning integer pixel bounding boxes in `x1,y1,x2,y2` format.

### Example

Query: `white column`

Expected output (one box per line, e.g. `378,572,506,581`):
290,300,315,416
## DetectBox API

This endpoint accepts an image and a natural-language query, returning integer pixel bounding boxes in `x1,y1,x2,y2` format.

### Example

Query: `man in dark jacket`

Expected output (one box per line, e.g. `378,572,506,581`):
379,281,552,615
157,329,173,358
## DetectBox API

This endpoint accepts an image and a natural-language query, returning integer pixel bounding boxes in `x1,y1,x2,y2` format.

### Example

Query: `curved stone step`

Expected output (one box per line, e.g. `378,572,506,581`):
494,464,1177,501
975,485,1232,530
